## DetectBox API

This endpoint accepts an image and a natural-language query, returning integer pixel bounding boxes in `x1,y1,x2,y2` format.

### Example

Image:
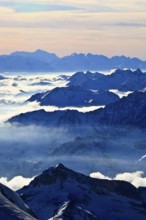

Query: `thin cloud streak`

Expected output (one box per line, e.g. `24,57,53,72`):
0,2,81,13
0,1,146,58
0,0,146,13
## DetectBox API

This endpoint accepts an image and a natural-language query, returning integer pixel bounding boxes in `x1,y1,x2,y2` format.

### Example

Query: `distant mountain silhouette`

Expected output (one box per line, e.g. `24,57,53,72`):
0,50,146,72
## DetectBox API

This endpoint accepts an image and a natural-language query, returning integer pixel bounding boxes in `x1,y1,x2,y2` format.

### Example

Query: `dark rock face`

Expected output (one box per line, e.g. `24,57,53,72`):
52,200,99,220
24,164,140,200
138,187,146,203
68,69,146,91
96,91,146,128
27,86,119,107
8,91,146,129
7,109,87,128
18,164,146,220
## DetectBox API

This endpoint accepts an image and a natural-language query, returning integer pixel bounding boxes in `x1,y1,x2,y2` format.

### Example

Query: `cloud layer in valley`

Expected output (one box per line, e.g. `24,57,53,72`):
90,171,146,188
0,72,146,190
0,176,34,190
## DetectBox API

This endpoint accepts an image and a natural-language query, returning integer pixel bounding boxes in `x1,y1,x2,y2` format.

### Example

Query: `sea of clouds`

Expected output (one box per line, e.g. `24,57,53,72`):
0,72,146,191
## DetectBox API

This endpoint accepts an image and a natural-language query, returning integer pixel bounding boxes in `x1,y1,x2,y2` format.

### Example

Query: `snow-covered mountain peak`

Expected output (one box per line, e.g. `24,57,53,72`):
18,164,146,220
27,163,82,188
21,164,140,200
55,163,65,169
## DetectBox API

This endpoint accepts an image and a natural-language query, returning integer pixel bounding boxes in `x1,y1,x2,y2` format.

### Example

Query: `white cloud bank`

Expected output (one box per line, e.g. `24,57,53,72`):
90,171,146,188
0,176,34,191
90,172,111,180
1,170,146,191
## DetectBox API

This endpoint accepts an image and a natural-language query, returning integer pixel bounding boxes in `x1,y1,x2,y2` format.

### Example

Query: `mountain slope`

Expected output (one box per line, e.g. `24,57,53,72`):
27,86,119,107
8,91,146,129
7,109,87,128
18,164,146,220
0,183,37,220
68,69,146,91
96,91,146,128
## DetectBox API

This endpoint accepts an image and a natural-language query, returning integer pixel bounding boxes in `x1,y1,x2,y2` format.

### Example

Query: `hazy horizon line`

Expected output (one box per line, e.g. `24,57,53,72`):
0,49,146,61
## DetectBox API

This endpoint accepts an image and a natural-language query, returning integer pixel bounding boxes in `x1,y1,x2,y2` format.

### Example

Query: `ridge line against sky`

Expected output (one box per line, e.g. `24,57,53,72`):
0,0,146,59
1,49,146,62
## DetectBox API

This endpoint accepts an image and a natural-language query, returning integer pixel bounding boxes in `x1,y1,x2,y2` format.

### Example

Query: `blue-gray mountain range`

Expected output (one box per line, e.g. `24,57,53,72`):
1,49,146,72
8,91,146,129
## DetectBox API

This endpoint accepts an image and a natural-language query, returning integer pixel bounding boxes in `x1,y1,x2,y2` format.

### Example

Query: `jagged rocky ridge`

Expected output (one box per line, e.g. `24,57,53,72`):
1,50,146,72
27,69,146,108
17,164,146,220
27,86,119,107
8,91,146,129
68,69,146,91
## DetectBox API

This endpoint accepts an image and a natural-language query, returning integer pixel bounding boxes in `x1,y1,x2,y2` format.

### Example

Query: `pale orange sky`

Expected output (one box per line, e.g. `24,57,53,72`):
0,0,146,59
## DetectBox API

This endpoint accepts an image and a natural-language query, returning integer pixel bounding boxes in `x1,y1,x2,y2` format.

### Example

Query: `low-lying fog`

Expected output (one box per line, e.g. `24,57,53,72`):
0,72,146,190
0,72,104,122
